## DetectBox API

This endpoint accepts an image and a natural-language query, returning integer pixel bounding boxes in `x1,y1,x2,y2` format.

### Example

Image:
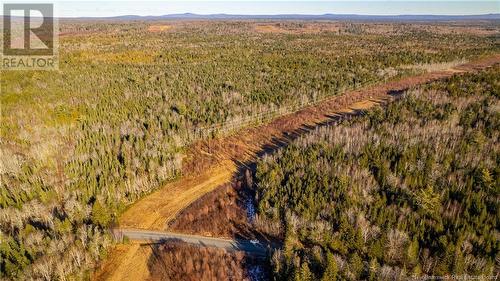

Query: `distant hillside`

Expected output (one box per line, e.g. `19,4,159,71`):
70,13,500,21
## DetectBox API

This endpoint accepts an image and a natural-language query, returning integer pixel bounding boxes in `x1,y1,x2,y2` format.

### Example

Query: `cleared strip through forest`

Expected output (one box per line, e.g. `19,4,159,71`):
94,54,500,281
190,59,467,139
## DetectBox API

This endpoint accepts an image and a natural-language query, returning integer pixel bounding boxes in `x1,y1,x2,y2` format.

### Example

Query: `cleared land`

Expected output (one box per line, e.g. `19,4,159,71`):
94,54,500,280
118,160,236,230
147,25,172,32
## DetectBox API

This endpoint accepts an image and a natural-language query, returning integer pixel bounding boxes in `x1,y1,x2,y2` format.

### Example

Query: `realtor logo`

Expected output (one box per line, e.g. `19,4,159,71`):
2,3,58,70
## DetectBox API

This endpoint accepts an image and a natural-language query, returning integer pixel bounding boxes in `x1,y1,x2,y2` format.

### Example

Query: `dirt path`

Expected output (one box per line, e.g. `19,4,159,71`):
93,54,500,281
116,229,269,255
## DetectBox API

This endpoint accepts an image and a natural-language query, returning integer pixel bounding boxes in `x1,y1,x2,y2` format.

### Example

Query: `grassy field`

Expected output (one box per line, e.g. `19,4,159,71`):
1,20,499,279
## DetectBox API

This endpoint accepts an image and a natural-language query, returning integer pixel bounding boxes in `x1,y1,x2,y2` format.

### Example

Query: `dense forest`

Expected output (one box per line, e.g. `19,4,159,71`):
1,20,499,279
254,66,500,280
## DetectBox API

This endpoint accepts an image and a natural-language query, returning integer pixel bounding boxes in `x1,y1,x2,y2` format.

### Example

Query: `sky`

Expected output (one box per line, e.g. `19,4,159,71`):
2,1,500,17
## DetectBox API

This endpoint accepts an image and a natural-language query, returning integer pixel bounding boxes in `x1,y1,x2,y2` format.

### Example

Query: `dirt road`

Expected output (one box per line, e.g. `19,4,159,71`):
117,228,269,255
93,54,500,281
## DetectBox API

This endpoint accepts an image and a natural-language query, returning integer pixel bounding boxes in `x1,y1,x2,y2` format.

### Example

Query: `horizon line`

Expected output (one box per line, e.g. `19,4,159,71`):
47,12,500,19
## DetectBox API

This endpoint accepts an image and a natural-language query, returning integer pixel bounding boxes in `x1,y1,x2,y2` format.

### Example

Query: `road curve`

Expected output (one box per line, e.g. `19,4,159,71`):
116,228,270,256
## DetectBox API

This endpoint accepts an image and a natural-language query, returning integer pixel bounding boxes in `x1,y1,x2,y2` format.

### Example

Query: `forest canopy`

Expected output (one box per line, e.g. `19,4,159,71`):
254,66,500,280
1,20,499,279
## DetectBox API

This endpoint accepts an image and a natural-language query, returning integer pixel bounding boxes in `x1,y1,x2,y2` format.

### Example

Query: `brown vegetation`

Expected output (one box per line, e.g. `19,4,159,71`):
254,23,341,34
147,242,268,281
167,173,277,242
147,25,172,32
167,183,249,238
252,21,500,36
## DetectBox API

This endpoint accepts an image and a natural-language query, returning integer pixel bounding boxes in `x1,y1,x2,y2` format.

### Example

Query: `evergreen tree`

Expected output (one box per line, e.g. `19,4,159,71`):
321,252,338,281
294,262,313,281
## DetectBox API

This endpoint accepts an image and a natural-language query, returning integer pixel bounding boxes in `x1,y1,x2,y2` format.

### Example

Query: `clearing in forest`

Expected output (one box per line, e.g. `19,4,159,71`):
147,25,172,32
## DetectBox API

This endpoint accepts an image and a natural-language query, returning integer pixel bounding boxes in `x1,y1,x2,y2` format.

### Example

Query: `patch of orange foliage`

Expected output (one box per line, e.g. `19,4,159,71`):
147,25,171,32
254,23,341,34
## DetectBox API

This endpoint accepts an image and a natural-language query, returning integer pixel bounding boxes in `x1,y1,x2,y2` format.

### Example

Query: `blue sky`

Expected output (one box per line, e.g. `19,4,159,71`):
4,1,500,17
